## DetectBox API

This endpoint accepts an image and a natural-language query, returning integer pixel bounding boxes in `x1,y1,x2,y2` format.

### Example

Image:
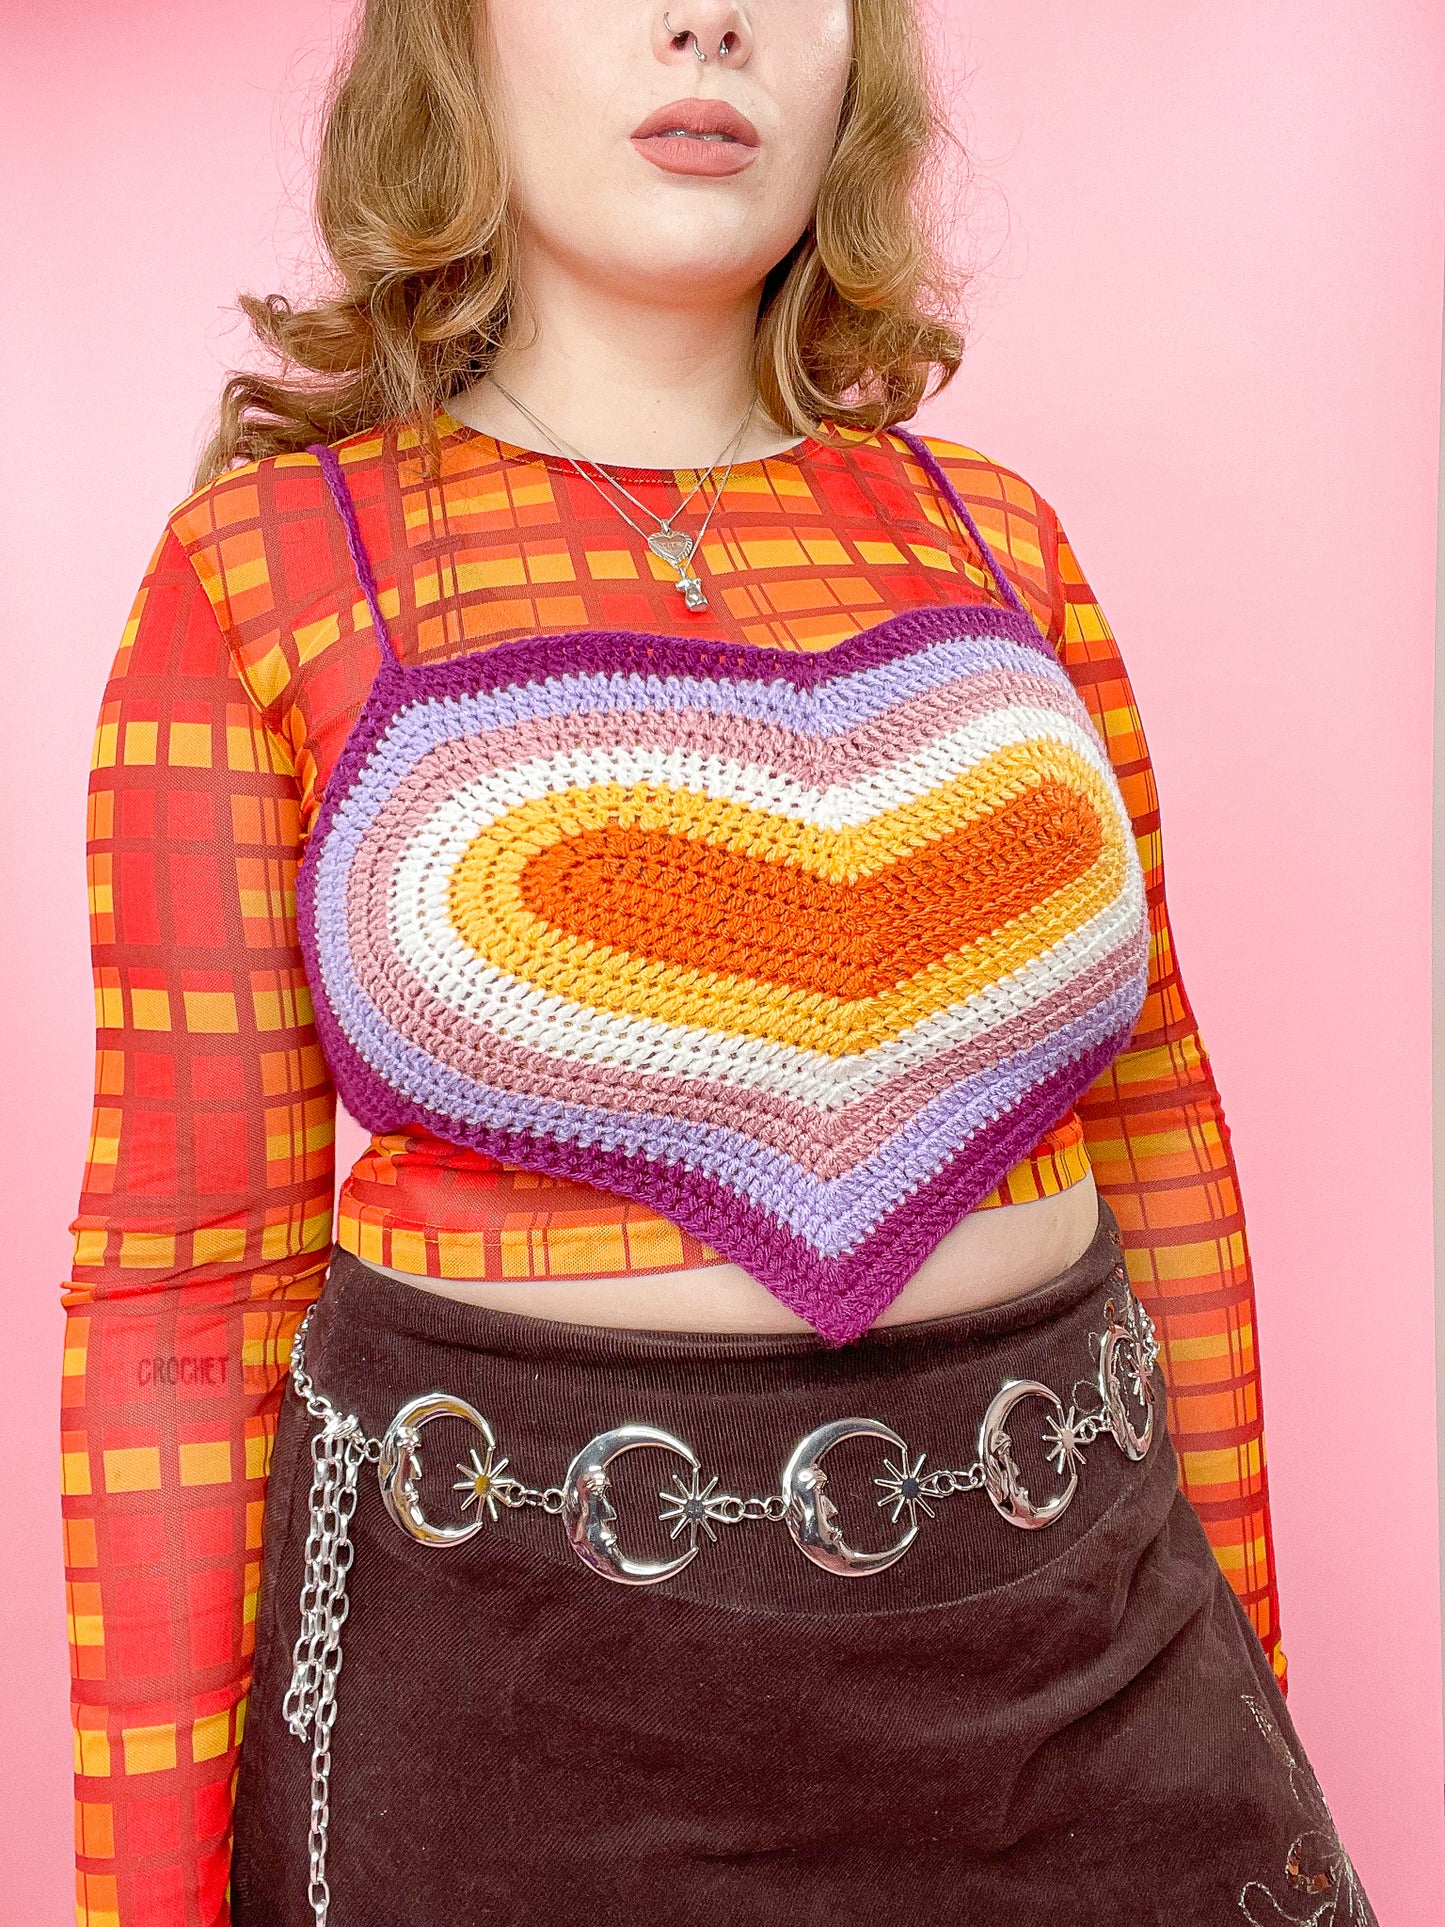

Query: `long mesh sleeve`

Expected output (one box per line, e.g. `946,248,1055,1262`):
1041,507,1285,1685
928,442,1284,1685
64,526,336,1927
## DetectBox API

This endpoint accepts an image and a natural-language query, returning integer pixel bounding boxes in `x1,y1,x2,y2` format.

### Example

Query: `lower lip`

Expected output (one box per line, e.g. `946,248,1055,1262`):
631,134,759,178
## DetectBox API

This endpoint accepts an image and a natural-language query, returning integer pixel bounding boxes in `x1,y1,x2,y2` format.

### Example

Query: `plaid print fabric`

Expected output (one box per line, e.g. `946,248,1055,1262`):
334,1109,1093,1283
64,414,1283,1926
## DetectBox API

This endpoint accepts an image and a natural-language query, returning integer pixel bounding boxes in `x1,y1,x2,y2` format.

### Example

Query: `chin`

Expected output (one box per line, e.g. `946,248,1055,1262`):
592,213,804,307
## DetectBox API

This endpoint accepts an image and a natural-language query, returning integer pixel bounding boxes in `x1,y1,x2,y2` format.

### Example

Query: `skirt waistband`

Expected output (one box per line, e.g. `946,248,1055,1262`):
309,1192,1129,1388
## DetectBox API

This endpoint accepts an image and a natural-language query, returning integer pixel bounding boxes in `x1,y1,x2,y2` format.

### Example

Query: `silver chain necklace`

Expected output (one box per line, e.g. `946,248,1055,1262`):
487,378,753,612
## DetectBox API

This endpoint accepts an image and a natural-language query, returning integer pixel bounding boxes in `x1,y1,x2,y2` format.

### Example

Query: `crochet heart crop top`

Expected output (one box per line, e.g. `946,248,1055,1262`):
297,430,1150,1341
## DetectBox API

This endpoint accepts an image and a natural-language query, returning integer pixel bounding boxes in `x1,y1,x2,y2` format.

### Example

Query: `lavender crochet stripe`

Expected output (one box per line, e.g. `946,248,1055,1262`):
323,705,1098,920
384,598,1054,700
326,794,1142,1158
314,715,1113,1004
340,902,1147,1169
325,664,1087,861
304,631,1111,1025
373,630,1055,739
341,632,1061,841
300,609,1133,1073
415,1040,1123,1345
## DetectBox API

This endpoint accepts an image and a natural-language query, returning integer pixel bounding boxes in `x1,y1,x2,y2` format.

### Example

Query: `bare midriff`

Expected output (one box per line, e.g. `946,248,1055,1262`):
367,1173,1101,1333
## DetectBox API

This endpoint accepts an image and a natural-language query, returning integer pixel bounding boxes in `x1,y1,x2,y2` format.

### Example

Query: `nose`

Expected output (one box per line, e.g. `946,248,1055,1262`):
655,3,753,67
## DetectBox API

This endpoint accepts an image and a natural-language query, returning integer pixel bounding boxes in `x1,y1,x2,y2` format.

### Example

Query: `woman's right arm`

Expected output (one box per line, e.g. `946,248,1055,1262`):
64,524,336,1927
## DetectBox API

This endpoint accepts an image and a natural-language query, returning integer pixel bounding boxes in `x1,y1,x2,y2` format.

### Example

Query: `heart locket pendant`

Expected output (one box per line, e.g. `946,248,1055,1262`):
647,529,695,570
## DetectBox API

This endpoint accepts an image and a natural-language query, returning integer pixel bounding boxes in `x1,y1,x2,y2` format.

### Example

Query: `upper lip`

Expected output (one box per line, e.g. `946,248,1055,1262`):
631,99,761,146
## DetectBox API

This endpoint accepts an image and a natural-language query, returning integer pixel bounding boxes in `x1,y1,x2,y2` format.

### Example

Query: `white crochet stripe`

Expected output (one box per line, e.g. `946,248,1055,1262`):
363,837,1148,1110
340,702,1115,847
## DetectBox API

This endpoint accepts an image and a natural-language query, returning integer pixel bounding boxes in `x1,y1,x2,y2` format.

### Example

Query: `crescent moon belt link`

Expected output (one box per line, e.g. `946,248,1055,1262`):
280,1280,1160,1926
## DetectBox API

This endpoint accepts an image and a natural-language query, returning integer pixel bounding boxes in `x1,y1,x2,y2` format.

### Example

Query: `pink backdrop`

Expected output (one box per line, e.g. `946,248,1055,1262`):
4,3,1443,1921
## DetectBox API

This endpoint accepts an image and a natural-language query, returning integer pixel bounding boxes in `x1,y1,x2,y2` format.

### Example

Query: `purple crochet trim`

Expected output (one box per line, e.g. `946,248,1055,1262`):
307,937,1144,1244
309,609,1060,904
309,442,397,669
891,426,1032,620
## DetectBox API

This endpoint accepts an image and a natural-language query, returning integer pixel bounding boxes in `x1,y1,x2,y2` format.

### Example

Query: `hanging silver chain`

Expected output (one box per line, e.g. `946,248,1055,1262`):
488,377,751,529
280,1311,381,1927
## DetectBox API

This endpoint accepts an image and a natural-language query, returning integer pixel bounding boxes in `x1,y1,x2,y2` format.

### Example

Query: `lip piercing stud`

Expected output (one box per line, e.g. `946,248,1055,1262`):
663,11,708,60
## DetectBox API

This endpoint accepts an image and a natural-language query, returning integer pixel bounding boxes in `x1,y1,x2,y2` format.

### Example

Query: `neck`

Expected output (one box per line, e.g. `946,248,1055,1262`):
449,250,803,469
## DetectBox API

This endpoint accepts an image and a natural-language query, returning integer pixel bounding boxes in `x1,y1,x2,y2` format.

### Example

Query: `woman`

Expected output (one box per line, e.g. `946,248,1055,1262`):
62,2,1374,1924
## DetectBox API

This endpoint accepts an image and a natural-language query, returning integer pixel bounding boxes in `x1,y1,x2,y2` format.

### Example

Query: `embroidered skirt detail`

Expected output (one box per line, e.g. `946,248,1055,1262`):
233,1204,1372,1927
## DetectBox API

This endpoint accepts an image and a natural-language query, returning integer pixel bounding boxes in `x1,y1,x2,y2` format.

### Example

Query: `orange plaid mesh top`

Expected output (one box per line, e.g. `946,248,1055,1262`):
65,411,1283,1927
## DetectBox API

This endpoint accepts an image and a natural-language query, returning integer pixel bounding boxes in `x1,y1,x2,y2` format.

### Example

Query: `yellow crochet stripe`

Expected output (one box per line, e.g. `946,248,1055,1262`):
440,758,1133,1055
445,734,1113,885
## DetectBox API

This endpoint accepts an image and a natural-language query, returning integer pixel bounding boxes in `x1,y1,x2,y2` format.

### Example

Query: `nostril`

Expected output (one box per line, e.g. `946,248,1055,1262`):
662,13,707,61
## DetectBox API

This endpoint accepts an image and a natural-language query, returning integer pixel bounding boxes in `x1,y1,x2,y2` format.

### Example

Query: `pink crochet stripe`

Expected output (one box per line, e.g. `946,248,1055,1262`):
335,890,1147,1178
334,661,1085,822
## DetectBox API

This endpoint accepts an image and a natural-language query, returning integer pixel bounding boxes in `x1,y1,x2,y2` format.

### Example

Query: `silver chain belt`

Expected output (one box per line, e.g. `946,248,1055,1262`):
280,1279,1160,1925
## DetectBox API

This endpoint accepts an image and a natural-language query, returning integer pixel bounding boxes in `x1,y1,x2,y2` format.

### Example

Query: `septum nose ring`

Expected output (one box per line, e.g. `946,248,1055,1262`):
663,11,708,61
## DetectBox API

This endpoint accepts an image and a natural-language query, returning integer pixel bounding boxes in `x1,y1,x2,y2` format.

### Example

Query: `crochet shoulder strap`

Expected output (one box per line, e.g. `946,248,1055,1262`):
309,441,403,674
307,426,1031,657
888,426,1031,620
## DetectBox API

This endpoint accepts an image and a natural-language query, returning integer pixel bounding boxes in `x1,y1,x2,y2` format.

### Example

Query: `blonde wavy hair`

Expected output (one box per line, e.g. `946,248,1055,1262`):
197,0,963,485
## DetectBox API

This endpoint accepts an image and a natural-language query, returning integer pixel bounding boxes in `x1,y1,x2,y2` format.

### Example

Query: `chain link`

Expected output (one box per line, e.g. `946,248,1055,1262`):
280,1311,383,1927
705,1491,790,1525
918,1462,988,1499
286,1309,382,1460
492,1477,568,1516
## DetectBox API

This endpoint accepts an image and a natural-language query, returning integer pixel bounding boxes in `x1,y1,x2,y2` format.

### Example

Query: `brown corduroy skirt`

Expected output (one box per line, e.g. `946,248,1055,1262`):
232,1201,1373,1927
